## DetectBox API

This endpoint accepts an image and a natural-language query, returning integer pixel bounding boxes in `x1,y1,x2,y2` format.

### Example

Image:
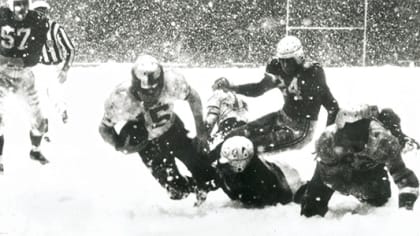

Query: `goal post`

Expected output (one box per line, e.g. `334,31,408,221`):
285,0,368,66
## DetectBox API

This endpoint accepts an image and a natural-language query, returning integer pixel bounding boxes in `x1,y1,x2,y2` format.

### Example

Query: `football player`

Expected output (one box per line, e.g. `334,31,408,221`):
31,0,75,124
0,0,50,172
214,136,306,207
99,55,217,205
216,35,340,154
205,77,248,148
300,105,419,217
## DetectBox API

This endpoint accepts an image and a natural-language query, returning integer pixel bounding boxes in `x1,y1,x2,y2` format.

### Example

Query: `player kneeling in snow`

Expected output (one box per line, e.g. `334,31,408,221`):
215,35,339,154
300,105,419,217
214,136,306,207
99,55,217,205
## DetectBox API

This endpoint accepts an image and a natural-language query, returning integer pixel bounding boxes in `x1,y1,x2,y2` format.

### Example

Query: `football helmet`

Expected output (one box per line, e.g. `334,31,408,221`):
131,55,164,106
219,136,254,173
335,104,379,128
9,0,30,21
276,35,304,64
31,0,50,14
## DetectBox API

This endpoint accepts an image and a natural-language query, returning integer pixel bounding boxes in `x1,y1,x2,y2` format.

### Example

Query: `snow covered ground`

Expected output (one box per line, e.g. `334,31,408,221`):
0,64,419,236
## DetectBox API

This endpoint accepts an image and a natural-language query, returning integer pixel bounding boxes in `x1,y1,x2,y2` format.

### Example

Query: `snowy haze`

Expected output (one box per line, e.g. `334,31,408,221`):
0,65,419,235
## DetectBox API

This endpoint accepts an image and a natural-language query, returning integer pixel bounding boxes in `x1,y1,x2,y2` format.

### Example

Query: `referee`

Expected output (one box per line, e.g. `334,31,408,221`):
32,0,75,123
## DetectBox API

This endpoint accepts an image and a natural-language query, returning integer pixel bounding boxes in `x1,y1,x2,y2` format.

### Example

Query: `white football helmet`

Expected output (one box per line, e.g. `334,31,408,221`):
335,104,379,128
31,0,50,11
219,136,254,173
276,35,304,64
132,55,163,90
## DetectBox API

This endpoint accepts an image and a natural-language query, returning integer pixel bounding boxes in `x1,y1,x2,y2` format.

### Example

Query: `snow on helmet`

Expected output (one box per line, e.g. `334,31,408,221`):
9,0,30,21
219,136,254,173
335,104,379,129
276,35,304,64
31,0,50,10
132,55,163,90
131,55,164,106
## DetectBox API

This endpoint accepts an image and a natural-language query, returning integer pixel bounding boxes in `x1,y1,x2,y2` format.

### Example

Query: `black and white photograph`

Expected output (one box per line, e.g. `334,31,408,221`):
0,0,419,235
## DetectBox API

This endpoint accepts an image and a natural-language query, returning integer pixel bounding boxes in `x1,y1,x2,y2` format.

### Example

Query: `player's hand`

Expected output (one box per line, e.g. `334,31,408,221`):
212,77,231,91
264,72,286,89
402,137,420,154
399,192,417,210
58,70,68,83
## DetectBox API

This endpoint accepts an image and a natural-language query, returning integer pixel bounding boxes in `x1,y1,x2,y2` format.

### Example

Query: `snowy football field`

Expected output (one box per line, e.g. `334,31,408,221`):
0,64,419,236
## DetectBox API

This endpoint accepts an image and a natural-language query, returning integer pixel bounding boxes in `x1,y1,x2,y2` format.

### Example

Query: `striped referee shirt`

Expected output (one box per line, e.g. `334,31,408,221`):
41,20,75,71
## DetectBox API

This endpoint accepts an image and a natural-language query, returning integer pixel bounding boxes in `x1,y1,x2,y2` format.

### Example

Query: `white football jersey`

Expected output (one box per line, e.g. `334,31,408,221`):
207,89,248,125
102,69,191,140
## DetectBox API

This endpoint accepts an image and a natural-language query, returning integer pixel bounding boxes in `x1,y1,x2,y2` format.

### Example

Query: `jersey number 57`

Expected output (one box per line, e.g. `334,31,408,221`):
1,26,31,50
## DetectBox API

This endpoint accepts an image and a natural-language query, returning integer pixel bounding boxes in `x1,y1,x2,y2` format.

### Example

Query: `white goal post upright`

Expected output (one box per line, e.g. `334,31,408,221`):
285,0,368,66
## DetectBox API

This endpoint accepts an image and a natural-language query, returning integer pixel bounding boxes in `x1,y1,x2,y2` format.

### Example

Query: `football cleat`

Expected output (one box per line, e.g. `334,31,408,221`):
62,110,69,124
30,150,49,165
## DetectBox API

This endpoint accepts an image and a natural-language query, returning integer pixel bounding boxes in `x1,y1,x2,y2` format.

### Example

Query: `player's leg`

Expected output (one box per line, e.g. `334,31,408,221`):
20,70,49,164
162,116,218,191
138,142,194,200
226,111,315,153
0,86,9,173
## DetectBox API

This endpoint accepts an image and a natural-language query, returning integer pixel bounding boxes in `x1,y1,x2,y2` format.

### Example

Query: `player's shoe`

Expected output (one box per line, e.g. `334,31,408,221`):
30,150,49,165
193,188,208,207
62,110,68,124
0,163,3,175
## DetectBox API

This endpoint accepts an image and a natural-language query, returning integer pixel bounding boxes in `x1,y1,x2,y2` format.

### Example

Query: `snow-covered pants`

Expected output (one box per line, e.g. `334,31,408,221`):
138,115,217,199
0,64,48,136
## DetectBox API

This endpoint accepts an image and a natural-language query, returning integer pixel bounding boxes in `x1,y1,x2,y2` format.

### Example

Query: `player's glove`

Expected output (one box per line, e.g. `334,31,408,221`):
399,192,417,210
402,136,420,153
264,72,286,89
212,77,231,91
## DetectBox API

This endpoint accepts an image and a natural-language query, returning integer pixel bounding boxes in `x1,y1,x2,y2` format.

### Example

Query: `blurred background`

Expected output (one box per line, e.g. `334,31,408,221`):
4,0,420,66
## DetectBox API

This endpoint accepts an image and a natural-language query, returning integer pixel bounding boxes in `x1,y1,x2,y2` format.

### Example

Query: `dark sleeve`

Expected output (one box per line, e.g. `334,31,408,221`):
317,66,339,126
232,76,277,97
387,153,419,190
231,63,279,97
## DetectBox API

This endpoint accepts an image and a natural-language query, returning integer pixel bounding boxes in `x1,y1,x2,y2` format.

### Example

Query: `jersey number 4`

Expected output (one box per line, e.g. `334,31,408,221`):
1,26,31,50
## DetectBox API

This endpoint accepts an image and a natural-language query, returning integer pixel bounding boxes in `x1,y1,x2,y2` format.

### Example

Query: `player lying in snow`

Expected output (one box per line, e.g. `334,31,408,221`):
99,55,217,206
213,136,306,207
214,36,339,155
300,105,419,217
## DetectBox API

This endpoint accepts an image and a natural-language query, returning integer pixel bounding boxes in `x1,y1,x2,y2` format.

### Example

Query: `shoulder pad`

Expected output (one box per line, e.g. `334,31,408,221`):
303,61,322,69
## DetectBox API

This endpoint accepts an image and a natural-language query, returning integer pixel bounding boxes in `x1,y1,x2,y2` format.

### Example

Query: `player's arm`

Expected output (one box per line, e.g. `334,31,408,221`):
317,67,339,126
99,116,120,149
57,25,75,83
300,164,335,217
387,154,419,210
187,87,209,141
205,91,222,135
371,121,419,209
231,73,278,97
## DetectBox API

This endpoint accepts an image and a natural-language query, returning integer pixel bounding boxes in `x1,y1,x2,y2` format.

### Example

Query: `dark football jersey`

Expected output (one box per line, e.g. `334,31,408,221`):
0,7,49,67
266,59,339,125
